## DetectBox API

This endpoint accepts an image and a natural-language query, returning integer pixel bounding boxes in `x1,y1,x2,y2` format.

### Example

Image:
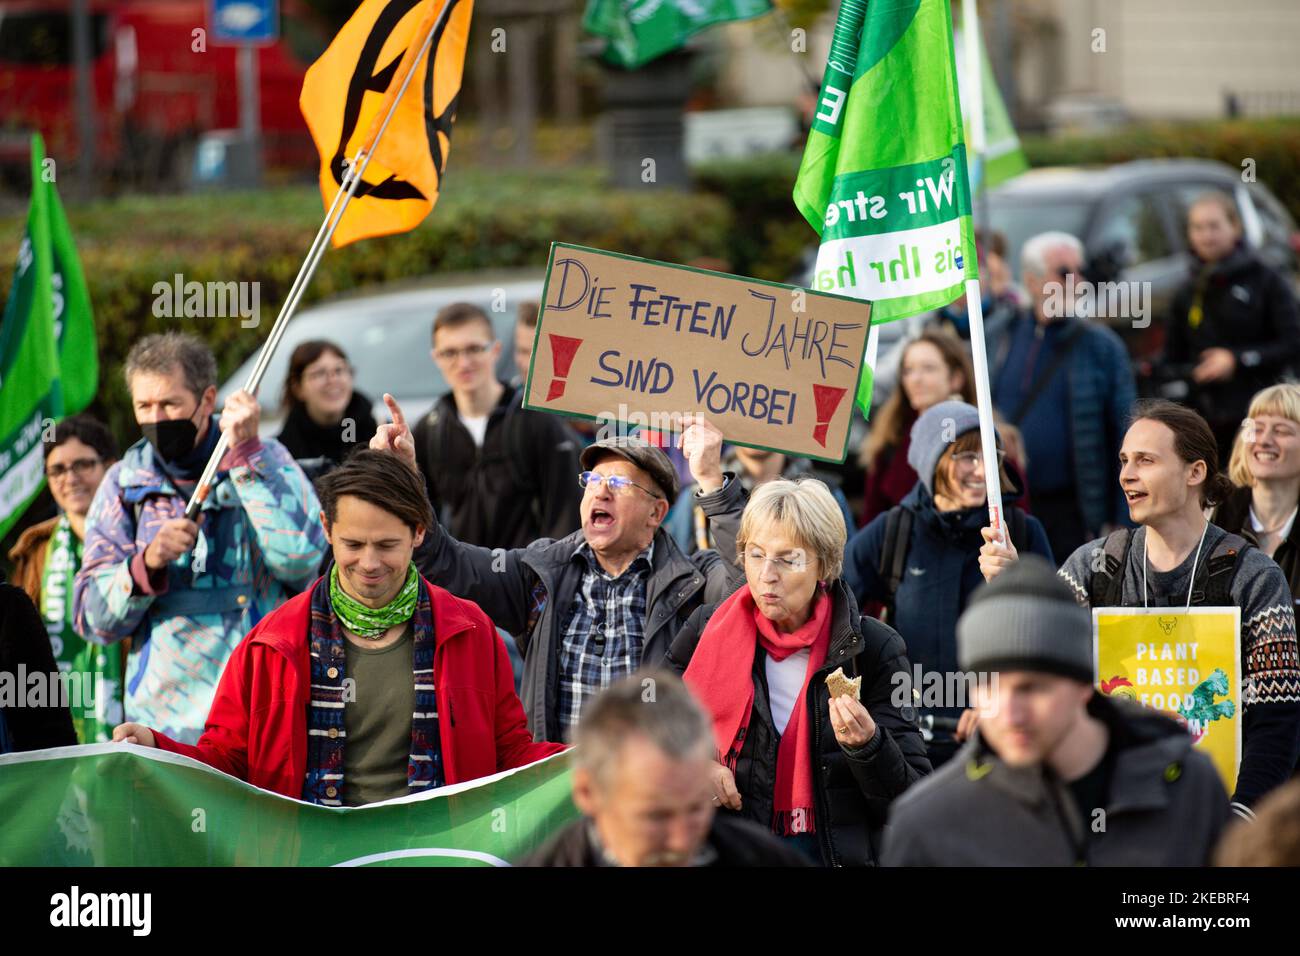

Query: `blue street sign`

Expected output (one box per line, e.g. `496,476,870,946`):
209,0,279,45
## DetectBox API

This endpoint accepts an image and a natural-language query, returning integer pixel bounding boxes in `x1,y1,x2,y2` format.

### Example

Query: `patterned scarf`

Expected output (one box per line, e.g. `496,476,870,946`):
302,570,443,806
683,586,831,836
328,563,419,638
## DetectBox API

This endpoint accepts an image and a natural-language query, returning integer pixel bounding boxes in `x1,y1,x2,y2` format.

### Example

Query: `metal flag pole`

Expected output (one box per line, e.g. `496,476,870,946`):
960,0,1006,545
184,1,451,520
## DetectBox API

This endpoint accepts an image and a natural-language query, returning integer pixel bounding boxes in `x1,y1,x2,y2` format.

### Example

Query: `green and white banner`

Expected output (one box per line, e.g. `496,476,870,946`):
0,745,577,866
584,0,773,69
0,134,98,540
956,14,1027,192
794,0,977,415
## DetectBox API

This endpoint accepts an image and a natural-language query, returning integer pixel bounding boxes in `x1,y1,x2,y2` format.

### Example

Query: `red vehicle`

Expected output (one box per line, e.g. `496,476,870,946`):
0,0,327,183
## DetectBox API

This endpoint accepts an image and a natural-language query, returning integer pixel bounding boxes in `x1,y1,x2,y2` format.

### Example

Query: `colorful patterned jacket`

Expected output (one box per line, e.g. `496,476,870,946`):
73,431,327,744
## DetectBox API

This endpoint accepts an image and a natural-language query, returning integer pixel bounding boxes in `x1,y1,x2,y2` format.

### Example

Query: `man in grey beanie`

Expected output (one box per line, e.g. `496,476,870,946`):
882,556,1229,866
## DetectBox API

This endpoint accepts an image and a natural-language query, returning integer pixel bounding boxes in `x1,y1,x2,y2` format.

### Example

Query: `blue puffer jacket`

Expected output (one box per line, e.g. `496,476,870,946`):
843,483,1054,721
990,313,1137,533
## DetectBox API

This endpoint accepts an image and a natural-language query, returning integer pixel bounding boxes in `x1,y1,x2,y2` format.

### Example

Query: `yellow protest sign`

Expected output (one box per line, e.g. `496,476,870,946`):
1093,607,1241,794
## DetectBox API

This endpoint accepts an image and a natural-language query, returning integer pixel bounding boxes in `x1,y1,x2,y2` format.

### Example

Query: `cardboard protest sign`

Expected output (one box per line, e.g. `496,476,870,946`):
523,243,871,462
1093,607,1242,794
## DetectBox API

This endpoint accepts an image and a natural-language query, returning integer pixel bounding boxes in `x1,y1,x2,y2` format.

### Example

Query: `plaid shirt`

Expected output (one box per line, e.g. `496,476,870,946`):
556,541,655,739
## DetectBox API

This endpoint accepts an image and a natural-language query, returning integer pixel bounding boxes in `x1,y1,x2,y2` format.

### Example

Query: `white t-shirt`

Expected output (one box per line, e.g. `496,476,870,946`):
460,413,489,447
1249,504,1298,541
765,648,810,737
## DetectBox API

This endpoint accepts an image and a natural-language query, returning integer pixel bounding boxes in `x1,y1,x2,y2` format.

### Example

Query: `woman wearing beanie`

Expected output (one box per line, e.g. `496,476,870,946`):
858,331,977,528
845,400,1053,766
664,478,931,866
984,400,1300,816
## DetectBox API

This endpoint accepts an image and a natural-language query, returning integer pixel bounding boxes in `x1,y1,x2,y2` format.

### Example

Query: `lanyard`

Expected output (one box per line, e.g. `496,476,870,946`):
1142,522,1209,611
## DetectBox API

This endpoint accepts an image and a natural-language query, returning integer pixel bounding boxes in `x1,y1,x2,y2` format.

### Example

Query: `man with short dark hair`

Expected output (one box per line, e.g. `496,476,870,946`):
373,397,745,743
113,450,564,804
74,332,327,744
883,557,1229,866
513,300,540,387
9,415,121,742
412,301,580,550
521,672,808,866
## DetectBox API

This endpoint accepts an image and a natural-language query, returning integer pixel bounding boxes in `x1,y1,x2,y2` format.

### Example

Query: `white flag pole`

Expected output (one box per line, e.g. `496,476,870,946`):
960,0,1006,545
183,1,451,520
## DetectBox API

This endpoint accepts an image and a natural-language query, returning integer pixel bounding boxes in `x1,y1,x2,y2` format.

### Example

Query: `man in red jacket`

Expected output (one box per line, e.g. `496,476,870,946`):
113,450,565,805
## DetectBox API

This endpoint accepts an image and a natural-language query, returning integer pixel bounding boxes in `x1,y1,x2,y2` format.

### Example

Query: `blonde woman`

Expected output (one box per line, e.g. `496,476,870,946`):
665,477,930,866
1213,383,1300,600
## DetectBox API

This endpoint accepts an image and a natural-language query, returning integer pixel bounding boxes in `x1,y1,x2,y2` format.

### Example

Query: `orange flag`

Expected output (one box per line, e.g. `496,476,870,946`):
299,0,474,248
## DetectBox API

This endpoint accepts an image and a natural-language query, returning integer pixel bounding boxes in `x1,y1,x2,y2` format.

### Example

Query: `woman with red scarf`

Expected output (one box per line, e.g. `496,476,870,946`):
664,478,931,866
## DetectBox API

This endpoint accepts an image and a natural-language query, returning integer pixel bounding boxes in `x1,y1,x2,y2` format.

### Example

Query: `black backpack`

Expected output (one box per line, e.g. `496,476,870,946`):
878,504,1028,621
1085,527,1250,607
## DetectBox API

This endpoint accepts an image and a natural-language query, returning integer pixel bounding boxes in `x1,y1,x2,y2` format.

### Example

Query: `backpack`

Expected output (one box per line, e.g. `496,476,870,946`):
1086,527,1250,607
878,504,1028,621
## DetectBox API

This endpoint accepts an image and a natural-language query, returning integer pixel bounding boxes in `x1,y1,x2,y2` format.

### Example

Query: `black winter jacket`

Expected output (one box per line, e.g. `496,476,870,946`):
1165,244,1300,435
413,383,582,550
664,579,932,866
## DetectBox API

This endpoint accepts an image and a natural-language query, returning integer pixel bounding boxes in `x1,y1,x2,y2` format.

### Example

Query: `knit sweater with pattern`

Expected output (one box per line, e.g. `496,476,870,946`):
1058,523,1300,812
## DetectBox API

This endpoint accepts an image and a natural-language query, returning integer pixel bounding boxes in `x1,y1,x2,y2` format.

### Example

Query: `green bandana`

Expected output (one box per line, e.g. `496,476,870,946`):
329,563,419,638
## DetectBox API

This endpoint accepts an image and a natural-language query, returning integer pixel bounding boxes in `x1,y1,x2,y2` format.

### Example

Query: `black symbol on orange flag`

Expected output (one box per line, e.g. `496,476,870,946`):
329,0,464,201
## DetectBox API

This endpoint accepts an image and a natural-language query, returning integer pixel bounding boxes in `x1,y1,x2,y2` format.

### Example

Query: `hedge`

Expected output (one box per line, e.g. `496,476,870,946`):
0,167,733,444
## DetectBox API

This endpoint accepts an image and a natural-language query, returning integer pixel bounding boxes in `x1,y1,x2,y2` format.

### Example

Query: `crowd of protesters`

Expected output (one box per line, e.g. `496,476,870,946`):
3,193,1300,867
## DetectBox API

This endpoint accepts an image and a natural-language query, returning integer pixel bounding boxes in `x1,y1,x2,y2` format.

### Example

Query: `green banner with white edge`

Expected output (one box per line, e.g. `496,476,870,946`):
794,0,978,414
0,745,577,866
0,134,98,540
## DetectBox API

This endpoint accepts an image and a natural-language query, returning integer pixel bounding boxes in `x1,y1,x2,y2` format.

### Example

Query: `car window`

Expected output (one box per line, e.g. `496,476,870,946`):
221,290,534,418
1091,192,1173,266
985,199,1091,279
1247,185,1297,249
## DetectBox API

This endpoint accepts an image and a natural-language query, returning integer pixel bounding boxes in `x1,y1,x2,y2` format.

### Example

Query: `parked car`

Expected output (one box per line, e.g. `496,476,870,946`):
983,158,1300,358
217,272,545,437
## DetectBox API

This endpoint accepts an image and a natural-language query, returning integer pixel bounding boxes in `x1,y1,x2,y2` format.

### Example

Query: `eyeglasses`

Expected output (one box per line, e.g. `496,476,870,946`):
303,364,352,384
744,550,808,574
951,450,1006,469
434,343,492,363
578,471,662,499
46,457,102,481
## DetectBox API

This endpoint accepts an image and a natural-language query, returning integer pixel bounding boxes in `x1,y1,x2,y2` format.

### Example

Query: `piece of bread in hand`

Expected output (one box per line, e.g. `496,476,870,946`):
825,666,861,701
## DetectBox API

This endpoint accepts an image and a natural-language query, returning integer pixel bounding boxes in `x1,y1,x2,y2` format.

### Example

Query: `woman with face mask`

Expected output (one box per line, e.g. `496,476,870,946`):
845,401,1054,766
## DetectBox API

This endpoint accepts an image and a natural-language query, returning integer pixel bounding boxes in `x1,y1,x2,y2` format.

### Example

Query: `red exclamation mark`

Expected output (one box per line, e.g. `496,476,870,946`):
547,334,583,401
811,385,847,447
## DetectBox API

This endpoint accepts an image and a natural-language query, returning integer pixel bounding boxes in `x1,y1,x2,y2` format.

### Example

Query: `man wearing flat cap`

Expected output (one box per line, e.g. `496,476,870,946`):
372,396,745,742
882,556,1229,866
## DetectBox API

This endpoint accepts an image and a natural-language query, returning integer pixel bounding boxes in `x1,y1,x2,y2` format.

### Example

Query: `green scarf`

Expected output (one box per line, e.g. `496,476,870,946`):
328,563,419,638
41,516,124,743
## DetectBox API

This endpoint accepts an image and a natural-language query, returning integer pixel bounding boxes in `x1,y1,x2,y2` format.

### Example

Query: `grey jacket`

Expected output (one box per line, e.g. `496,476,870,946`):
882,695,1230,866
413,475,747,742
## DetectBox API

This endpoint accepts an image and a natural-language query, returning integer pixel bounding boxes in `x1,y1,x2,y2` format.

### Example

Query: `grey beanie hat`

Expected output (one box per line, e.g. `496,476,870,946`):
957,555,1093,683
906,400,994,495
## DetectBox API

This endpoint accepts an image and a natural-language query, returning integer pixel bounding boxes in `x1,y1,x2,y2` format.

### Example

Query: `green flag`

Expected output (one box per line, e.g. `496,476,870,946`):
0,135,97,541
0,746,578,866
793,0,976,414
958,17,1027,192
584,0,773,70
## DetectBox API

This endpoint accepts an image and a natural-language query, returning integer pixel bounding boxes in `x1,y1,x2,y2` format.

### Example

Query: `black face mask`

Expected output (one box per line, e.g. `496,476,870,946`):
141,415,199,463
